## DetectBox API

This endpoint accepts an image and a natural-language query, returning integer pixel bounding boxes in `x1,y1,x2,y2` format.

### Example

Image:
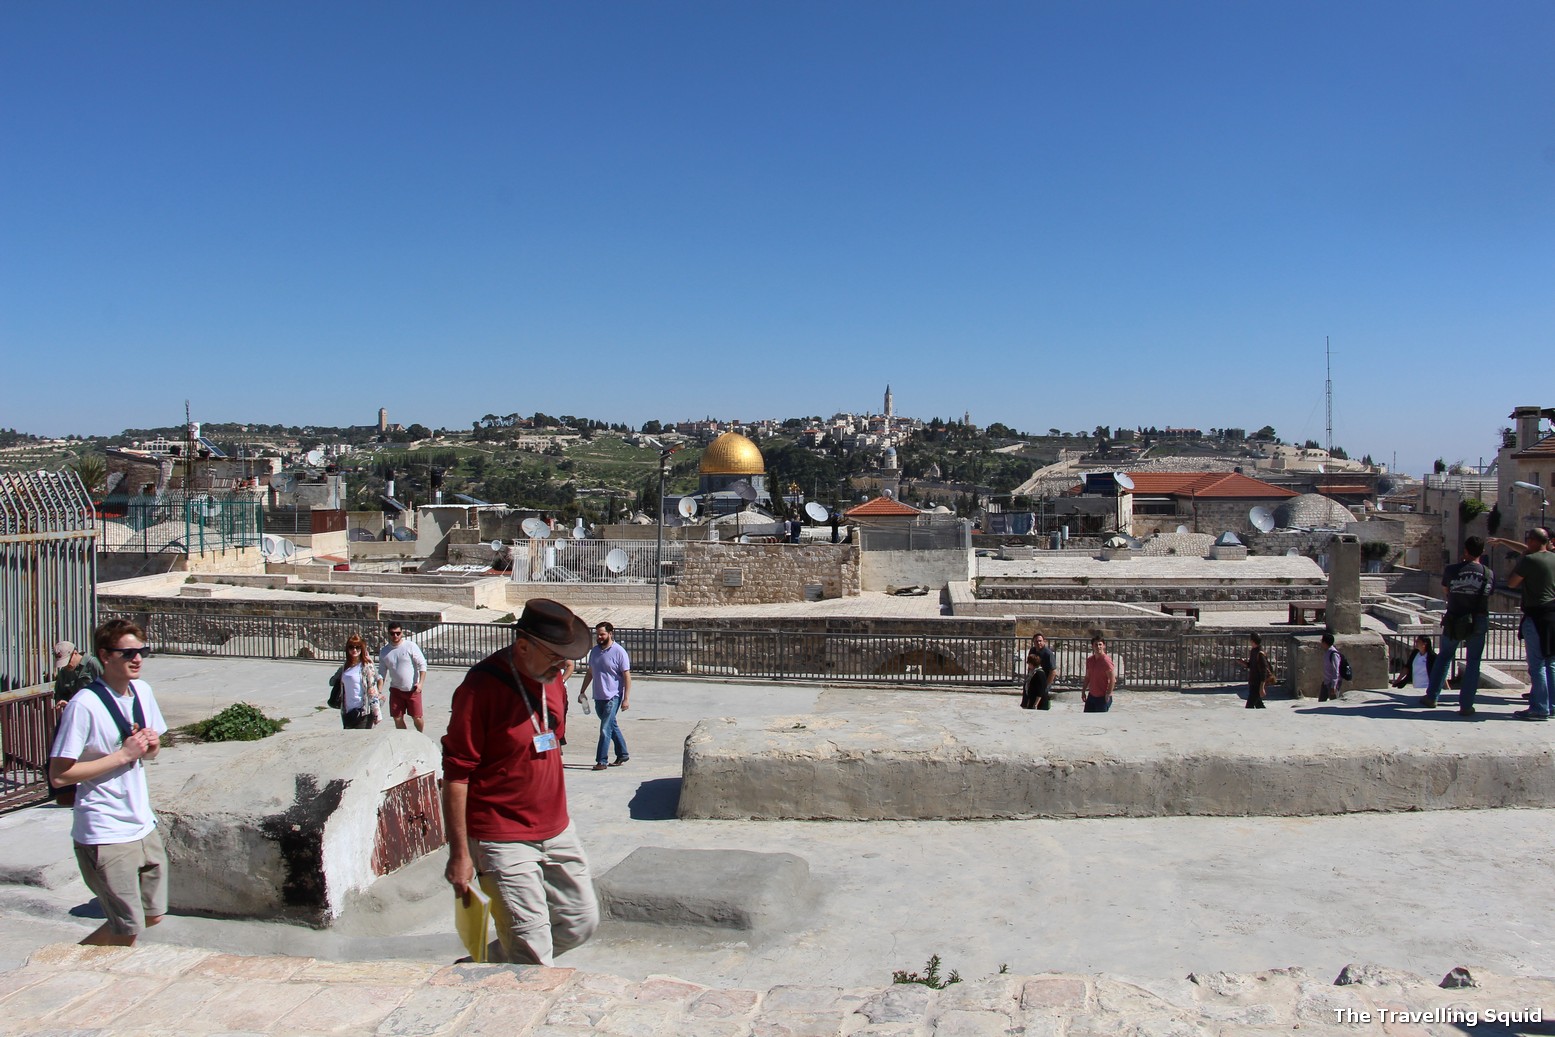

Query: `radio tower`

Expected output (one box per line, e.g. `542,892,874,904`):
1324,337,1333,455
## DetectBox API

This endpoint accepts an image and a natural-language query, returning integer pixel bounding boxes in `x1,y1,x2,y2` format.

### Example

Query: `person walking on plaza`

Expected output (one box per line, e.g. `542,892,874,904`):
578,621,631,771
1489,527,1555,720
1021,632,1059,710
442,599,599,965
1238,632,1272,708
1317,631,1343,701
377,622,428,733
1083,635,1115,712
1422,535,1493,715
48,619,169,947
333,634,380,729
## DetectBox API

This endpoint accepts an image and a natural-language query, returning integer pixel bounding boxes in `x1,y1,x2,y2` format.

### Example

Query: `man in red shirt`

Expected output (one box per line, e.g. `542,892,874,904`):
442,598,598,965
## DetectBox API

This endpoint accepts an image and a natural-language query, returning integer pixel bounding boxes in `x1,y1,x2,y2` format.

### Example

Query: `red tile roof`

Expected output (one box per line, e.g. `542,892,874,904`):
845,496,921,517
1512,433,1555,459
1111,472,1298,499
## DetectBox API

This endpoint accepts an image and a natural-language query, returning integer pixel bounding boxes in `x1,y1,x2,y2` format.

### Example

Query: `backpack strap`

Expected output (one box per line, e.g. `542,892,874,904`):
88,679,145,743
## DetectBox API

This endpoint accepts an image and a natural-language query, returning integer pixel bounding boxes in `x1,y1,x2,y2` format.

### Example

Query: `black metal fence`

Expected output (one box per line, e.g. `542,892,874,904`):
1383,614,1527,675
106,611,1292,692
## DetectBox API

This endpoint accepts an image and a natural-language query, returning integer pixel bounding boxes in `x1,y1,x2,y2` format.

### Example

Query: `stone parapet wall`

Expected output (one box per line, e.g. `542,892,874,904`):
669,542,859,607
507,582,656,612
184,547,266,575
859,547,973,592
977,583,1323,604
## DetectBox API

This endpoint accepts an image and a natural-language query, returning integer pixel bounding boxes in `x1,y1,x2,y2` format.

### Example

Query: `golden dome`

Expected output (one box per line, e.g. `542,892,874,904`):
699,432,766,476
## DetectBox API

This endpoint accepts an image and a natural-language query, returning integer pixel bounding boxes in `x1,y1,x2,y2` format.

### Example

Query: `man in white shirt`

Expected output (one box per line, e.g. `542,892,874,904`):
377,622,429,732
49,619,169,946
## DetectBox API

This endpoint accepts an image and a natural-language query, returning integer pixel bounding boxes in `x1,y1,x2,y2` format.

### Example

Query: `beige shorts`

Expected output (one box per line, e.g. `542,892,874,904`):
74,827,169,936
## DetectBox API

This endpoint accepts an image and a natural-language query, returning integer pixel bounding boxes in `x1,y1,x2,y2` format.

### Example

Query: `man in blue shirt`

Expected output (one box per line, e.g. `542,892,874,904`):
578,622,632,771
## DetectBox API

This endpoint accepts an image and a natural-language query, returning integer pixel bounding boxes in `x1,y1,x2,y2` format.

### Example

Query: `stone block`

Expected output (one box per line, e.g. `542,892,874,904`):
158,730,441,925
1292,632,1388,697
597,846,815,934
679,710,1555,820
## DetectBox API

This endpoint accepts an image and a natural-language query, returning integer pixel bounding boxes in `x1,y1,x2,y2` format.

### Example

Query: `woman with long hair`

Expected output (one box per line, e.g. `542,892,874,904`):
333,633,380,729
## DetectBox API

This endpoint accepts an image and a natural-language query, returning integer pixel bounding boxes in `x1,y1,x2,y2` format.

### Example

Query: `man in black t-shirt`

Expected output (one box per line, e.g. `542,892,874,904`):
1021,633,1060,710
1423,536,1493,715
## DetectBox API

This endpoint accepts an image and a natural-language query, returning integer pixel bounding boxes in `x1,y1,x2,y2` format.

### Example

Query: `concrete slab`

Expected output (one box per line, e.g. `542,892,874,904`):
679,705,1555,820
597,847,814,934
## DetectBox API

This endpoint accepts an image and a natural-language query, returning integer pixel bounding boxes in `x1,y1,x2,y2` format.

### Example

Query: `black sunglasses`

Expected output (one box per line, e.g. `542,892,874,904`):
112,646,152,660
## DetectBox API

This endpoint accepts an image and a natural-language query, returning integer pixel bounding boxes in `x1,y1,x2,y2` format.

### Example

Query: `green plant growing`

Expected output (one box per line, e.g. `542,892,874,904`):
892,954,962,989
181,703,288,742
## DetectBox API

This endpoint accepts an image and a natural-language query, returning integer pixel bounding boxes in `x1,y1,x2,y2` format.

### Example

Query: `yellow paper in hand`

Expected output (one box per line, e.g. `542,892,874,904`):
454,886,491,963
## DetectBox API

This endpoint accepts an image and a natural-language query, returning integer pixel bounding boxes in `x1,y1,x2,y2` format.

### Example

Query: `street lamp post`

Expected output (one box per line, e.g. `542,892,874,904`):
653,446,676,669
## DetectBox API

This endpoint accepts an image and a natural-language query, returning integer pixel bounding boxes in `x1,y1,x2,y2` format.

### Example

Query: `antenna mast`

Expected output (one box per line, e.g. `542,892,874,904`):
1324,337,1333,454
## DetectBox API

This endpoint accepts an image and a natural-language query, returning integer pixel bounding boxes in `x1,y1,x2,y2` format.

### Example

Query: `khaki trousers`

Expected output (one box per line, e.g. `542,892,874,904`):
472,821,599,966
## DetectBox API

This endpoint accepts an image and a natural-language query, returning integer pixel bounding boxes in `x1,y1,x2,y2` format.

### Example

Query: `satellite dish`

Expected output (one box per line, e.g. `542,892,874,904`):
391,526,415,542
1285,548,1300,556
572,518,586,538
604,548,629,574
677,497,699,519
1249,506,1276,533
1175,524,1190,534
489,539,503,551
804,501,828,522
521,517,550,539
730,480,758,502
1113,472,1135,491
883,488,895,499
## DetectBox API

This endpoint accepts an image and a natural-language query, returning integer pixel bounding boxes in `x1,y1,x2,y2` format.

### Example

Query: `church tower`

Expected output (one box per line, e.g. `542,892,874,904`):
884,385,894,419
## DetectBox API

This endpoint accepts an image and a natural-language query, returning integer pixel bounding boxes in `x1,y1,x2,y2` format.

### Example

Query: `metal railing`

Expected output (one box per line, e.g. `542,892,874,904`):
97,494,263,554
0,688,55,811
511,538,685,584
1383,614,1526,669
2,471,98,693
106,611,1293,692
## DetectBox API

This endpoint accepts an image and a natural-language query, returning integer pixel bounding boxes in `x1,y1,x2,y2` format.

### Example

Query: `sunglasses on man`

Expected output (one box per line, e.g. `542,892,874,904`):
110,646,153,660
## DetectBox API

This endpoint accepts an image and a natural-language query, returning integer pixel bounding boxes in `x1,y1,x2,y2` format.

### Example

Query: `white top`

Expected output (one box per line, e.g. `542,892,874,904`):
378,639,427,691
1411,653,1431,689
342,663,371,711
52,680,168,846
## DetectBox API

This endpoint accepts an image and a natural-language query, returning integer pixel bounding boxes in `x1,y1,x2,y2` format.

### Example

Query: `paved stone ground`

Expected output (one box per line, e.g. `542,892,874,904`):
3,942,1551,1036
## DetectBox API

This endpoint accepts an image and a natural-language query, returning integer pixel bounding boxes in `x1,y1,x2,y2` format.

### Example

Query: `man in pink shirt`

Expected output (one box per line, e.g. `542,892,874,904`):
1083,635,1116,713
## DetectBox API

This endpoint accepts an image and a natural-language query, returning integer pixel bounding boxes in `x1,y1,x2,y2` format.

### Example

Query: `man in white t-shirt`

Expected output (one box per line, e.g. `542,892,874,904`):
376,622,429,732
49,619,170,946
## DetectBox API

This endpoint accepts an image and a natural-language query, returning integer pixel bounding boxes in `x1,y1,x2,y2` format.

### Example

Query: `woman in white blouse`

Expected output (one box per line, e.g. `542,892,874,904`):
334,633,381,729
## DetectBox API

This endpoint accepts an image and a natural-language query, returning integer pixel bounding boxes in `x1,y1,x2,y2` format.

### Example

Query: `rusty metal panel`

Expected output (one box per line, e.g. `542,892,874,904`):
0,687,56,812
371,772,444,875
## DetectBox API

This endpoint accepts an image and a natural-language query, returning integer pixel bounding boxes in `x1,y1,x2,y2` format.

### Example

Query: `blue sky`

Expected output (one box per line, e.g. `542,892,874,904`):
2,2,1550,475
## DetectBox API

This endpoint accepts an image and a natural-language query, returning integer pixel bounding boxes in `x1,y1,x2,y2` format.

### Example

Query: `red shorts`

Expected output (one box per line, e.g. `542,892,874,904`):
389,687,422,720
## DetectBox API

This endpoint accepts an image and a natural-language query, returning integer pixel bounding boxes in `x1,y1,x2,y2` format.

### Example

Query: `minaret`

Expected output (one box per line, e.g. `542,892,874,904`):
884,385,893,419
378,408,388,433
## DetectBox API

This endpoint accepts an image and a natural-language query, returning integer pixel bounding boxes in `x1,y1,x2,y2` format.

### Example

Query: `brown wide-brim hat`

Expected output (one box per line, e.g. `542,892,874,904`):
513,598,592,658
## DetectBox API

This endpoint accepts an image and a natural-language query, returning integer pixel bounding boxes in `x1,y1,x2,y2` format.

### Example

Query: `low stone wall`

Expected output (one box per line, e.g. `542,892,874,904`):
102,593,382,623
680,708,1555,821
669,542,859,607
976,582,1324,604
184,547,267,575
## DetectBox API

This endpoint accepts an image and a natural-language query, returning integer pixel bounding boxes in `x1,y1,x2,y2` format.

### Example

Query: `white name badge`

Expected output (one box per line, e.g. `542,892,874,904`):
533,732,558,753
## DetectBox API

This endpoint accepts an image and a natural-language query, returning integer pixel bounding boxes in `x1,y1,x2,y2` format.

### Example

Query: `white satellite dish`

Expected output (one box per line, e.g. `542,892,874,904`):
489,539,503,552
1113,471,1135,491
1175,524,1190,535
677,497,699,519
1285,548,1300,556
604,548,629,574
730,480,758,503
804,501,828,522
572,518,585,539
521,517,550,539
1249,506,1276,533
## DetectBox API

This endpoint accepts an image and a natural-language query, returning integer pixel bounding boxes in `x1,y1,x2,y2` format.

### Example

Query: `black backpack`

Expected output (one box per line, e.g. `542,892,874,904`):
48,680,148,802
1339,652,1354,682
